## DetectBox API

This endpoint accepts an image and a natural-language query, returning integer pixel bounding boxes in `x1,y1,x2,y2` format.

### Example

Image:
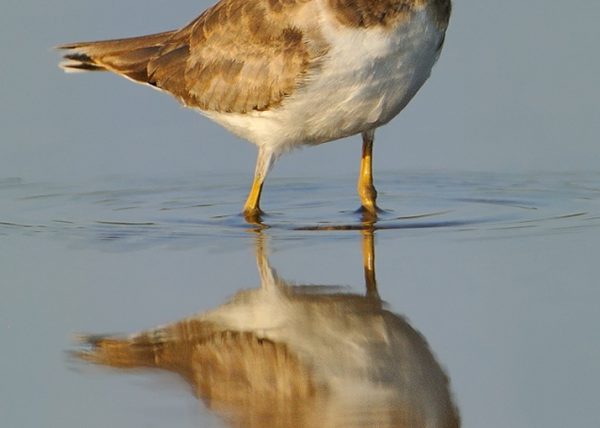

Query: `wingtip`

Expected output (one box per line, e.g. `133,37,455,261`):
59,64,85,73
55,41,87,51
58,48,104,73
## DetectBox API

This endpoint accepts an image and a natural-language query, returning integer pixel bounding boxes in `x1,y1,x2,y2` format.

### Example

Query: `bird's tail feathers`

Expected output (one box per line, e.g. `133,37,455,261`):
57,31,176,83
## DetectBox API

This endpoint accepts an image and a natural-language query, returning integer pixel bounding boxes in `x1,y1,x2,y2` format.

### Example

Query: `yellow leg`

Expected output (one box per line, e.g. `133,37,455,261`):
243,148,274,223
357,130,379,216
243,176,264,222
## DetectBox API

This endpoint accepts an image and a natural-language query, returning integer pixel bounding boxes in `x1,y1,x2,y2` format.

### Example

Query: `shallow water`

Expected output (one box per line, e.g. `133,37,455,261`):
2,171,600,428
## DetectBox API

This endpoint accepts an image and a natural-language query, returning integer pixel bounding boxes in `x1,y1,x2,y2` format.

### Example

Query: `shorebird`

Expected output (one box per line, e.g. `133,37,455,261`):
74,231,460,427
59,0,451,222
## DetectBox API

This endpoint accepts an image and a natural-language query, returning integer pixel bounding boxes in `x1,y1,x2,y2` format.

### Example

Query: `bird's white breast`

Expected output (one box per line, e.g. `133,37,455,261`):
204,4,444,155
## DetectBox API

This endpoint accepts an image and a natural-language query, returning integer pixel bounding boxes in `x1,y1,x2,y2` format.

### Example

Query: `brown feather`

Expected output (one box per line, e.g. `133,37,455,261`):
59,0,326,113
58,31,178,82
58,0,448,114
149,0,324,112
328,0,450,29
328,0,422,28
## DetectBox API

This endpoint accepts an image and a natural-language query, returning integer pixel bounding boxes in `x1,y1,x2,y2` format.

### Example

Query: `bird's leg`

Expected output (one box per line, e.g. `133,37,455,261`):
243,147,274,223
357,130,379,217
243,176,264,223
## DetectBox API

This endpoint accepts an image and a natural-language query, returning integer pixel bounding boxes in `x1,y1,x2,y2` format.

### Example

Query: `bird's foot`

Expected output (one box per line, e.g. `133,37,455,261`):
242,207,265,225
355,204,385,224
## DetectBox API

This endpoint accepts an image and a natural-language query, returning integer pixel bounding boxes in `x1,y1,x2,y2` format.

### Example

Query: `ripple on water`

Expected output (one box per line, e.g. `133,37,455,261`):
1,172,599,248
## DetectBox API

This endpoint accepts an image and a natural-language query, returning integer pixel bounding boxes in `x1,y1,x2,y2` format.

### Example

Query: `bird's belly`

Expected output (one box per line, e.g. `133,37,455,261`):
297,48,439,144
294,8,444,144
204,8,444,154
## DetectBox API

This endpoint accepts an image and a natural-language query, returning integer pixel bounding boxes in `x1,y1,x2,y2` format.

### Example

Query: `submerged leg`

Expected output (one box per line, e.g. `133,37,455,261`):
357,130,379,216
243,147,275,223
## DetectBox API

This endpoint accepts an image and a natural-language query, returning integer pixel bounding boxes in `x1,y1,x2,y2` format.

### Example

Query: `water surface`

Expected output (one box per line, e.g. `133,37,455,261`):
1,171,599,428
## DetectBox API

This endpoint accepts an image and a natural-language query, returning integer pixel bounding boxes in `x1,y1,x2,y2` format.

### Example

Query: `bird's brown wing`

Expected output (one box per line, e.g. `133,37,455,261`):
147,0,326,113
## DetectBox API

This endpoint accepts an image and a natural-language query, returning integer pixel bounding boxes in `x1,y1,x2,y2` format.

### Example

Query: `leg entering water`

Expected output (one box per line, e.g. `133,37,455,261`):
357,130,379,218
243,148,274,223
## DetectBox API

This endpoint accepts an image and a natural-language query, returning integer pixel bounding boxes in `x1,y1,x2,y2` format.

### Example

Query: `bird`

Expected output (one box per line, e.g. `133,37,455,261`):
73,230,460,427
58,0,451,222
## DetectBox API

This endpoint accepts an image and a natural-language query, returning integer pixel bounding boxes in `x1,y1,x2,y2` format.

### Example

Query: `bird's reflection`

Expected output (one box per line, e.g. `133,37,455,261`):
75,230,460,428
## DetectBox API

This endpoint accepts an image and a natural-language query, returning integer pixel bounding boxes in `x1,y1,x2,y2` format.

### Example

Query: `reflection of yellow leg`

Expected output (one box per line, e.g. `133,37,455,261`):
361,228,379,300
243,148,274,223
357,130,378,216
254,230,283,291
